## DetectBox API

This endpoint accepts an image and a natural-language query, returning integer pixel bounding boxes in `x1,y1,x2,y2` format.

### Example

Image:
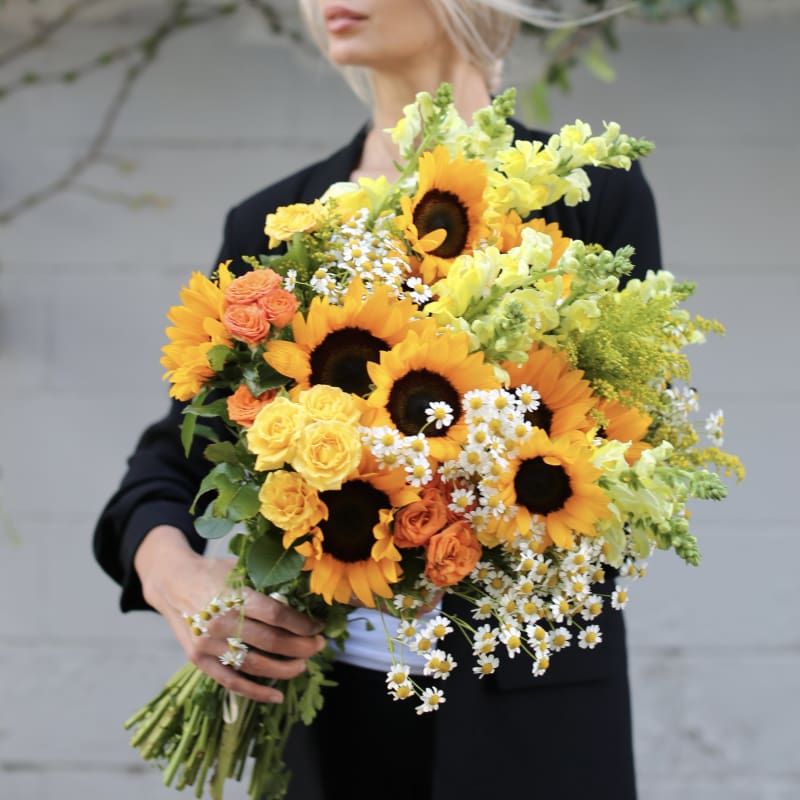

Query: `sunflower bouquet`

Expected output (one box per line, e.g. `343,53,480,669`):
125,85,742,799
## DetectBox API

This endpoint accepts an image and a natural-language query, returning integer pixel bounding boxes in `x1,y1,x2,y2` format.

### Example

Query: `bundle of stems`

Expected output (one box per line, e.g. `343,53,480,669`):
124,655,334,800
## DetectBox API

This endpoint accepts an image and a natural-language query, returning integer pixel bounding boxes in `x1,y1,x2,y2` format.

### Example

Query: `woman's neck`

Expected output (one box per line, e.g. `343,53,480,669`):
351,61,491,182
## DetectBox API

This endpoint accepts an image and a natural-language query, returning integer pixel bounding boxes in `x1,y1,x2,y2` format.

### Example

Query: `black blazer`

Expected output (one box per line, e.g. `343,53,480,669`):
94,120,661,799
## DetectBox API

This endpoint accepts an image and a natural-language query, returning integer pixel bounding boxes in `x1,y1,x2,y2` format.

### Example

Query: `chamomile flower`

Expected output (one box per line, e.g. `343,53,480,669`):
416,687,446,714
499,624,524,658
423,616,454,641
393,594,421,614
405,456,433,487
515,384,541,412
578,625,603,649
385,664,412,688
425,401,454,430
532,654,551,676
525,624,548,647
549,627,573,651
473,653,500,677
704,408,725,446
472,624,499,655
406,276,432,305
448,487,475,515
410,633,435,654
471,596,495,621
283,269,297,292
463,389,490,418
396,619,419,643
611,586,630,610
549,595,572,623
567,574,591,600
389,682,416,701
581,595,604,621
423,650,457,679
517,595,545,624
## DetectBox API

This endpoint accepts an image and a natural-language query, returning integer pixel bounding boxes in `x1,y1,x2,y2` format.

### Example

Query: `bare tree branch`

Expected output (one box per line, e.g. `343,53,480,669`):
0,0,238,223
0,0,110,69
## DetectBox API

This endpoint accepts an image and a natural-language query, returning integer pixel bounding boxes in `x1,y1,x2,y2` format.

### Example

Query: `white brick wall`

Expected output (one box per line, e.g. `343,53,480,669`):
1,5,798,798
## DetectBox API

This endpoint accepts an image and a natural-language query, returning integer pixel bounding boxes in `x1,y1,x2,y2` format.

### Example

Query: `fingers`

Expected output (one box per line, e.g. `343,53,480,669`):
195,653,286,704
241,589,325,637
208,615,326,661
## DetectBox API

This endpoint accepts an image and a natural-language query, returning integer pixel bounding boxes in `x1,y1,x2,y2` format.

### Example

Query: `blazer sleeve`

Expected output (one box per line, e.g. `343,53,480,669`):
581,160,663,280
92,212,240,612
92,131,363,612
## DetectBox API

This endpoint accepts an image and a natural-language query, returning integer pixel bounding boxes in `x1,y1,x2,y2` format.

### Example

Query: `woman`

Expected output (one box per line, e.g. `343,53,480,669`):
94,2,661,798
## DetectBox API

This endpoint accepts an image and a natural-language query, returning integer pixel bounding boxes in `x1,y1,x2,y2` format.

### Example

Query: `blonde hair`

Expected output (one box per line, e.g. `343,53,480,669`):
297,0,627,100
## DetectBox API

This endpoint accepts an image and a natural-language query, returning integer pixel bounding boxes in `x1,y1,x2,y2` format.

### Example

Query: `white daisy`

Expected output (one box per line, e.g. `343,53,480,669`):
416,687,446,714
578,625,603,649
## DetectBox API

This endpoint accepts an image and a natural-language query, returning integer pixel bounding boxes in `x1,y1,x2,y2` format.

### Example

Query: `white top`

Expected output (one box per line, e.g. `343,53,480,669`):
333,605,441,675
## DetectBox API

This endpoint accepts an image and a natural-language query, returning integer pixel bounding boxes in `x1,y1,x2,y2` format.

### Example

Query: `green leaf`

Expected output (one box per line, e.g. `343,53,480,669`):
220,481,260,521
191,462,243,514
523,79,551,124
184,398,230,419
194,506,235,540
207,344,236,371
180,412,197,458
583,38,616,83
204,441,240,464
246,534,304,591
227,532,248,557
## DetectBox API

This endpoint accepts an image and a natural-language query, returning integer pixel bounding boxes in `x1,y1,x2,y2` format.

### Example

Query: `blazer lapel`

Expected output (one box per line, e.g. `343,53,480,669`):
300,125,368,203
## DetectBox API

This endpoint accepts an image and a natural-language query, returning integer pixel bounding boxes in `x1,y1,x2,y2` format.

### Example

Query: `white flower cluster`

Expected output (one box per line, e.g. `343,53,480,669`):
384,536,647,711
315,208,413,302
665,382,726,446
445,387,541,534
361,426,434,487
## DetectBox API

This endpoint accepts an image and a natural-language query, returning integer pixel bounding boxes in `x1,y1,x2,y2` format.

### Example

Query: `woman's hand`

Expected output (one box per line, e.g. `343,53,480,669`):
134,525,326,704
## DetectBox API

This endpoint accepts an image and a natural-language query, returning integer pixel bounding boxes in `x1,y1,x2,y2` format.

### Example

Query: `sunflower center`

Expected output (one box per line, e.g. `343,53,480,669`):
318,480,390,563
387,368,461,437
413,189,469,259
525,402,554,435
514,456,572,515
309,327,388,396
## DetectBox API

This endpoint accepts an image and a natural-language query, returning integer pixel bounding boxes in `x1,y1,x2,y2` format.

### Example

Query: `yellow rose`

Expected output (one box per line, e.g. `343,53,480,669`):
296,384,363,425
246,396,308,471
264,200,325,248
291,420,362,492
258,470,327,534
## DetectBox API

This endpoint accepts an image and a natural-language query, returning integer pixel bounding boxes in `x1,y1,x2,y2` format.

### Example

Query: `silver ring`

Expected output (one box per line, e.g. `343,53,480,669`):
219,637,248,670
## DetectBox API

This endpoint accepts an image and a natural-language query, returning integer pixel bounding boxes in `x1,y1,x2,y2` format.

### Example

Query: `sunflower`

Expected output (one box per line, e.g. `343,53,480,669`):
504,343,597,437
493,428,611,550
264,278,420,398
396,145,489,283
283,452,419,607
367,324,501,461
594,397,653,465
161,261,234,400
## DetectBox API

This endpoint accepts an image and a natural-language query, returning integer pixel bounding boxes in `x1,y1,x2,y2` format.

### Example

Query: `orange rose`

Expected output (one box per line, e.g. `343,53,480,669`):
259,287,299,329
224,302,271,345
225,269,282,305
424,520,482,588
393,487,448,548
226,384,278,427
